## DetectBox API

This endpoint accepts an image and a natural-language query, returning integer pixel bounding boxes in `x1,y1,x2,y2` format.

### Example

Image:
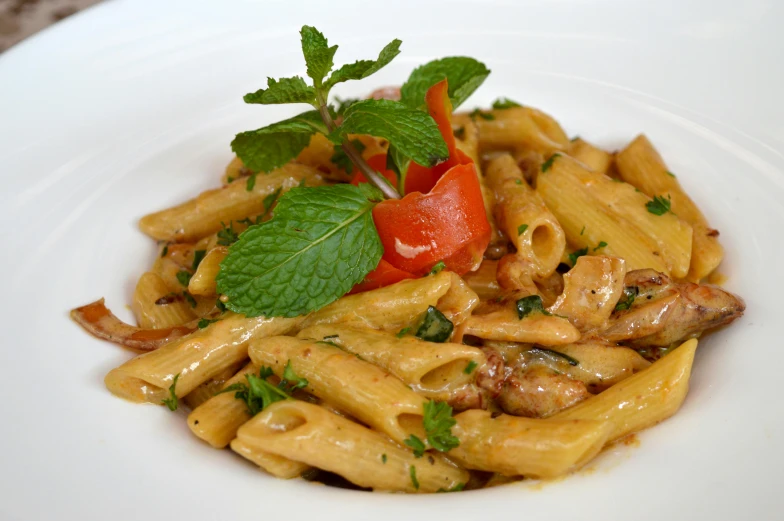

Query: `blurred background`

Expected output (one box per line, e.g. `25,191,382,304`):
0,0,100,52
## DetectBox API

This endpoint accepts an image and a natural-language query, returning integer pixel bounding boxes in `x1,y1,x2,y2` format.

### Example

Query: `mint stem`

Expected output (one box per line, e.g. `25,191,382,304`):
317,95,401,200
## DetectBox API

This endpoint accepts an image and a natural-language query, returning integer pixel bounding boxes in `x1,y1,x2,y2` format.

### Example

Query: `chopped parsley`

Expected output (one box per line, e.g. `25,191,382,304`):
470,108,495,121
215,299,227,312
415,306,454,343
464,360,478,374
428,261,446,275
570,136,579,142
197,318,219,329
160,244,169,258
516,295,552,319
541,153,561,173
593,241,608,252
217,221,240,246
423,400,459,452
396,327,411,338
437,483,466,493
580,225,585,236
216,364,307,416
568,247,589,266
517,223,529,236
514,179,522,185
182,291,197,308
491,97,522,109
409,466,420,490
381,454,387,464
646,194,672,216
246,172,257,191
404,435,426,458
176,270,192,287
614,286,638,312
666,171,676,178
161,373,180,411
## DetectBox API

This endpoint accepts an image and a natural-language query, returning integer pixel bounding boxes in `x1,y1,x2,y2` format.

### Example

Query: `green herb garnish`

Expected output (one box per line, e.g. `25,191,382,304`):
491,97,522,109
429,261,446,275
614,286,638,312
517,223,529,236
516,295,552,319
530,347,579,366
176,270,192,287
423,400,460,452
404,435,426,458
192,250,207,271
161,373,180,411
464,360,478,374
541,153,561,173
593,241,608,252
197,318,219,329
646,194,672,216
470,108,495,121
568,247,589,266
409,466,420,490
415,306,454,343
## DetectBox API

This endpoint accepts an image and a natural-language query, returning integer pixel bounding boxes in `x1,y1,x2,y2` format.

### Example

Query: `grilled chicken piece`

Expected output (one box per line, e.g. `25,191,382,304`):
600,269,745,347
496,366,590,418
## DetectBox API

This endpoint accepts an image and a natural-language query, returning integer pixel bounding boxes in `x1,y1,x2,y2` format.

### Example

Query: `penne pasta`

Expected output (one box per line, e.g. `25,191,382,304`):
537,155,672,274
182,359,246,409
299,271,453,332
447,409,612,478
139,164,323,243
462,259,501,300
188,246,227,296
567,138,613,175
486,153,566,280
247,336,428,445
615,134,723,281
104,314,301,403
231,438,311,479
555,339,697,441
187,362,260,448
233,400,469,492
456,107,569,155
296,325,485,401
132,271,196,328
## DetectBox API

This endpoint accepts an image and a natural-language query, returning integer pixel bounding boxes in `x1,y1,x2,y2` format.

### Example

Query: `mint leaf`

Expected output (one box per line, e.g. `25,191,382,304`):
400,57,491,110
300,26,337,87
243,76,317,106
332,99,448,167
216,184,383,317
385,143,410,190
334,97,360,116
326,39,402,89
231,110,328,174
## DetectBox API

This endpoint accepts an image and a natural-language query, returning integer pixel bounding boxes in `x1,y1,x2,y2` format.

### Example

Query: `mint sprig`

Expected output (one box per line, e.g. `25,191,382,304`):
216,184,383,317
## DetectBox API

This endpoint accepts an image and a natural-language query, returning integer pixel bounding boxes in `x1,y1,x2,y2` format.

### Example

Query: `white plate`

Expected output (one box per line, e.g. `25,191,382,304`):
1,0,782,519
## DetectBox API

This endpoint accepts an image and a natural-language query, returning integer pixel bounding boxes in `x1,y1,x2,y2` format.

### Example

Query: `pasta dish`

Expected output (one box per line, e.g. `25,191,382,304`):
71,26,744,493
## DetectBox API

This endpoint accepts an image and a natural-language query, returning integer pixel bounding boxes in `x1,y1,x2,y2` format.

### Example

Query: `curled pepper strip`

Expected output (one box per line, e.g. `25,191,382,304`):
349,259,415,294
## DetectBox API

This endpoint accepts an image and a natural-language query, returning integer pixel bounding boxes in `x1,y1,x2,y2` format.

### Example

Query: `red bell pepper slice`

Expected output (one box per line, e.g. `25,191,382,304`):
372,161,491,275
404,79,473,195
349,259,415,294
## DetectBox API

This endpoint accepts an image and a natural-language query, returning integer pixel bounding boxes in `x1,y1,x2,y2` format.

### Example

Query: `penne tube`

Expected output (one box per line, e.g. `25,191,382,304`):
485,154,566,279
549,255,627,331
231,438,311,479
567,138,613,175
565,160,693,278
132,271,195,328
555,339,697,442
615,134,723,281
233,400,469,492
464,307,580,345
544,342,650,390
248,336,428,445
182,359,246,409
462,260,501,300
188,246,227,296
447,409,612,478
456,107,569,155
104,314,301,404
296,325,485,400
537,155,671,274
187,362,260,448
139,164,323,243
436,272,480,326
299,270,453,332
